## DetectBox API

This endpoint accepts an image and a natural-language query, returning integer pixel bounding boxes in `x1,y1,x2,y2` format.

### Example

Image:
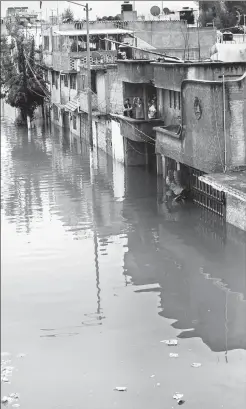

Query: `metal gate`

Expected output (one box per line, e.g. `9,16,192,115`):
190,169,226,218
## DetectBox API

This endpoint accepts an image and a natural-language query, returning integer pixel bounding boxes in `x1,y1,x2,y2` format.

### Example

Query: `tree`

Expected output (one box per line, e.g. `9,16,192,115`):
62,7,74,22
197,0,246,28
2,20,49,126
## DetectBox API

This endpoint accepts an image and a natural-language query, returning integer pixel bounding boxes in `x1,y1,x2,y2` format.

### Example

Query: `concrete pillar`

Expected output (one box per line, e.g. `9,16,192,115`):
143,84,148,120
177,161,180,171
162,155,167,178
156,153,163,175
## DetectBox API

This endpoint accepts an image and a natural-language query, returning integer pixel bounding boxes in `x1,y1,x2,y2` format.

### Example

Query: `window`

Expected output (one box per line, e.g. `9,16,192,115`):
73,115,77,130
174,91,177,109
81,74,85,90
43,36,49,51
64,74,68,87
70,74,77,90
53,104,59,121
169,90,172,108
91,70,97,94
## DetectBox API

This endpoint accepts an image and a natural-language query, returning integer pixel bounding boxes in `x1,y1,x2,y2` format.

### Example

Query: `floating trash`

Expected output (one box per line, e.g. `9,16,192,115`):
9,393,19,400
150,374,155,378
1,376,10,383
16,354,26,359
160,339,178,346
173,393,184,400
178,399,185,405
1,396,13,405
114,387,127,392
169,353,179,358
191,363,201,368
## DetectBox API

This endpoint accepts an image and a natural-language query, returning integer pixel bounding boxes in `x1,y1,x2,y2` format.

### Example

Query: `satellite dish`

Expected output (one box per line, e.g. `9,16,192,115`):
150,5,160,17
163,7,170,15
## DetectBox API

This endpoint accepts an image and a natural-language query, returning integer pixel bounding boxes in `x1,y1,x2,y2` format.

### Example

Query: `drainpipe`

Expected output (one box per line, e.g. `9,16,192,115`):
222,73,227,173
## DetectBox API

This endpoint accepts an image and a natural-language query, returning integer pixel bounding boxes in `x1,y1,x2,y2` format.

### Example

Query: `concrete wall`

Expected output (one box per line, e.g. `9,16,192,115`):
107,66,124,114
123,21,216,59
155,73,246,173
227,73,246,168
153,62,246,92
226,193,246,231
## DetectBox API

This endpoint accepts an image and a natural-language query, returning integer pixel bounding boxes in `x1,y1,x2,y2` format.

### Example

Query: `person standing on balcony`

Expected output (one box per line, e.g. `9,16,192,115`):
123,99,133,118
148,99,157,119
134,97,144,119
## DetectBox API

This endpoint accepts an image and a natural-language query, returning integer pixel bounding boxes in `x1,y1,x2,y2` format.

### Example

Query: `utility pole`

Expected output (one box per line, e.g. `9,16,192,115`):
67,1,93,148
85,3,93,148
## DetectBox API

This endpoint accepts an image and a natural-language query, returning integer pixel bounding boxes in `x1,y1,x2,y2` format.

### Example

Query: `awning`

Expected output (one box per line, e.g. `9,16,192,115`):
64,98,79,112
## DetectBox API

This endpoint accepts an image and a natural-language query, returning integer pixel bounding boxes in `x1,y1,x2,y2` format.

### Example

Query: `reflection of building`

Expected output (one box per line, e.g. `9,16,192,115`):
123,166,246,352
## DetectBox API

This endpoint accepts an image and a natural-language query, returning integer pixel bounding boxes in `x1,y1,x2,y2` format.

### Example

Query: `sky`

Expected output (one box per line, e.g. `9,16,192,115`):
1,0,197,20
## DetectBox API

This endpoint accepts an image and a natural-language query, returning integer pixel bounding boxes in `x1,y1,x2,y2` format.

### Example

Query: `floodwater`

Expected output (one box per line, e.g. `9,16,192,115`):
1,109,246,409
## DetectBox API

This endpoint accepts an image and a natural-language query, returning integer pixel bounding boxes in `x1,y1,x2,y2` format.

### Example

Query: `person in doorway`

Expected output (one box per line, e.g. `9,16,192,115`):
148,99,157,119
134,97,144,119
123,99,133,118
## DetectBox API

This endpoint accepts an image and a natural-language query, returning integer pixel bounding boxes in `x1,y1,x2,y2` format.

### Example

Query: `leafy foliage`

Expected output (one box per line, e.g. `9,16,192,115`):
62,7,74,22
198,0,246,28
2,19,49,124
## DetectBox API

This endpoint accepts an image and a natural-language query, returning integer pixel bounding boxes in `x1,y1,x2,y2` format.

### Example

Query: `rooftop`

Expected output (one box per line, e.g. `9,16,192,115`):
53,28,134,36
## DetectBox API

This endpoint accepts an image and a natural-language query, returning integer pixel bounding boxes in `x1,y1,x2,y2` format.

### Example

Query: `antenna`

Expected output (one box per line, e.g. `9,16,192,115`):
150,5,160,17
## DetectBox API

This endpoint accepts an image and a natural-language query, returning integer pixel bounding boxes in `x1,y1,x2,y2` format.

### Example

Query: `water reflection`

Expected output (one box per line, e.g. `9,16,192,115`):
1,116,246,356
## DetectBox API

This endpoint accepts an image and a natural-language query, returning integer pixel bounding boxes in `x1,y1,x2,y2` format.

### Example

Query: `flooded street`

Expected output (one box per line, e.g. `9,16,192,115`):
1,113,246,409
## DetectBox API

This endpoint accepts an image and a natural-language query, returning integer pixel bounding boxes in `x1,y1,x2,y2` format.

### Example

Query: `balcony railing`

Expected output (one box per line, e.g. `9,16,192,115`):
51,50,117,72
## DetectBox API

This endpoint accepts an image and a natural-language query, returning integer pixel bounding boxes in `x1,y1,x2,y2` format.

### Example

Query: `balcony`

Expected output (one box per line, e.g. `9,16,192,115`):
111,114,164,143
117,60,154,84
79,90,98,114
51,50,117,72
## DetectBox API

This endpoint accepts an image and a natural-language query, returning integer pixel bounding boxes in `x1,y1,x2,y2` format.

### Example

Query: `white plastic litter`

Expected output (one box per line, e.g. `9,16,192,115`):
169,353,179,358
9,393,19,400
173,393,184,400
150,374,155,378
191,362,201,368
114,387,127,392
16,354,26,359
160,339,178,346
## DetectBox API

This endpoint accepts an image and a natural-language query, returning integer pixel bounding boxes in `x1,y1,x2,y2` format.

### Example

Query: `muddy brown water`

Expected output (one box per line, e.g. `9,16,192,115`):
1,112,246,409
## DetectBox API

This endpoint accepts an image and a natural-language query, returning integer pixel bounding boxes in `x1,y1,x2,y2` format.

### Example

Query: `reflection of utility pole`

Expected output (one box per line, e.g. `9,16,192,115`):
67,1,93,148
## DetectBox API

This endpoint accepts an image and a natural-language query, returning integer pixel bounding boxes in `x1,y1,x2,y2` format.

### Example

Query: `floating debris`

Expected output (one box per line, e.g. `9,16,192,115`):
169,353,179,358
160,339,178,346
173,393,184,400
16,354,26,359
1,376,10,383
9,393,19,400
1,396,13,405
191,363,201,368
150,374,155,378
114,387,127,392
178,399,185,405
156,383,161,387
